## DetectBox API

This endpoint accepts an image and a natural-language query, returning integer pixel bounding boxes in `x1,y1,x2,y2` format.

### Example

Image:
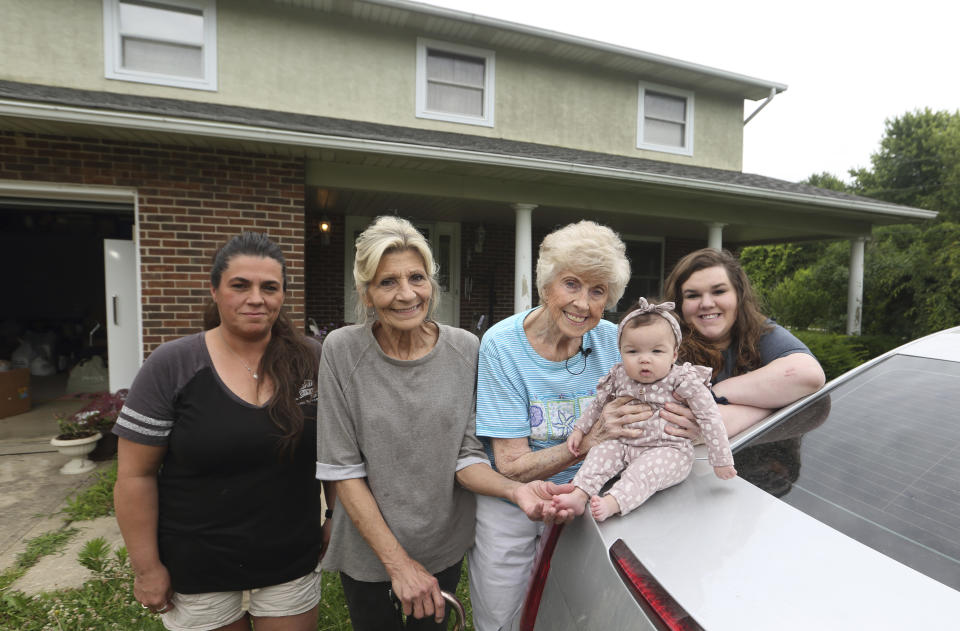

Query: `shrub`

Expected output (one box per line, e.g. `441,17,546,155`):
792,330,869,381
854,334,906,360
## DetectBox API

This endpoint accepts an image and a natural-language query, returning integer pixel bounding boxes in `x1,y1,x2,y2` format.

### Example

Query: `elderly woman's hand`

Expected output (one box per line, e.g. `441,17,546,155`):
386,556,446,623
580,396,652,452
661,394,701,442
514,480,577,524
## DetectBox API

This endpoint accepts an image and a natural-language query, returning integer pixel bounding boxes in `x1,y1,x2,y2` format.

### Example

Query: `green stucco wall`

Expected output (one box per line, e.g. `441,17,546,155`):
1,0,742,170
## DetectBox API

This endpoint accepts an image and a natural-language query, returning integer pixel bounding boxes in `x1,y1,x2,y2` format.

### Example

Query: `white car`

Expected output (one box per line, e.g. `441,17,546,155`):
517,326,960,630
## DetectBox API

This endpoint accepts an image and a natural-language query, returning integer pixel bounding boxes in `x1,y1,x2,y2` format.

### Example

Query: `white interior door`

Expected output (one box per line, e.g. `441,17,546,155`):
104,239,139,391
415,220,460,327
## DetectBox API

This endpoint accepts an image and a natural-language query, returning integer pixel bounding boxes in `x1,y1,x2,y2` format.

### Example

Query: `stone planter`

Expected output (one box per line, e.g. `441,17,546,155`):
50,432,102,475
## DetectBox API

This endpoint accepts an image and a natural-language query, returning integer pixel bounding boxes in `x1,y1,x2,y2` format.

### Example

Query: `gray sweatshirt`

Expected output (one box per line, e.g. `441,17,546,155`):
316,322,489,581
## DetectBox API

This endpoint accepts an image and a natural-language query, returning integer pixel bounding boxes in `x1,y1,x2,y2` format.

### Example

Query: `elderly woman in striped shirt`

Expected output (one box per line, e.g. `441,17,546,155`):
468,220,653,631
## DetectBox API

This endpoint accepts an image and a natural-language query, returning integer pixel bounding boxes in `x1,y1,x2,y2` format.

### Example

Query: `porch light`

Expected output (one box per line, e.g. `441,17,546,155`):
319,215,331,246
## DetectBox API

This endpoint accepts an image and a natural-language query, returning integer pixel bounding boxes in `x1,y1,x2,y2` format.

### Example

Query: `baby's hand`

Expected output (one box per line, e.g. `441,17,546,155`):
566,429,584,457
714,465,737,480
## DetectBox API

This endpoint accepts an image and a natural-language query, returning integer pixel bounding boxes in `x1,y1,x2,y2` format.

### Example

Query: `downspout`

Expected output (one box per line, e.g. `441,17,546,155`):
744,87,778,125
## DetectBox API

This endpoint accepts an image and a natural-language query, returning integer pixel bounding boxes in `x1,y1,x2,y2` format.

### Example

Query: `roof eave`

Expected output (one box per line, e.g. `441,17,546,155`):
296,0,788,100
0,98,934,223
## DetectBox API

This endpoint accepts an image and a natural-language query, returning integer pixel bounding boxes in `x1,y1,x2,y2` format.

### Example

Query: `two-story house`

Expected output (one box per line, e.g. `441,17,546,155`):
0,0,934,391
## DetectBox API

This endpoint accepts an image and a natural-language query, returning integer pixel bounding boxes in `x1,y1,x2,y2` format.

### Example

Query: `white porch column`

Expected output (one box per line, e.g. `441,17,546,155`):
707,222,725,250
512,203,537,313
846,237,866,335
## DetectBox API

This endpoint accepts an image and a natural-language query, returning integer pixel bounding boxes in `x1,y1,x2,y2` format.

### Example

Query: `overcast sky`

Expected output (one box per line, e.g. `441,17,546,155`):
419,0,960,184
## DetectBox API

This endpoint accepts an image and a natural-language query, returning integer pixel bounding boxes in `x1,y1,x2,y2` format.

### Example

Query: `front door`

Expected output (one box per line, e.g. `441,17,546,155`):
103,238,140,390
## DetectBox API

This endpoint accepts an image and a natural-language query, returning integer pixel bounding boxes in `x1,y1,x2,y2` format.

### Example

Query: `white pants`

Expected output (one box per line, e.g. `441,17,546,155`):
467,495,545,631
161,563,322,631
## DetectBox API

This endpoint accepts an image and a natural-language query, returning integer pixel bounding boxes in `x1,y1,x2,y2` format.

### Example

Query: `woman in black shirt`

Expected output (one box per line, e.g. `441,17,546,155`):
114,232,330,631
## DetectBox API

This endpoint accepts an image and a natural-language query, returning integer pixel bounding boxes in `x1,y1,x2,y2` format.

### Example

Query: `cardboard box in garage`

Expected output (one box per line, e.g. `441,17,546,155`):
0,368,31,419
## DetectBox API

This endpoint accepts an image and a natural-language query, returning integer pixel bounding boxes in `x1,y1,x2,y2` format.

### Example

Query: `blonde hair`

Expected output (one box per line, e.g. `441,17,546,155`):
353,216,440,323
535,221,630,310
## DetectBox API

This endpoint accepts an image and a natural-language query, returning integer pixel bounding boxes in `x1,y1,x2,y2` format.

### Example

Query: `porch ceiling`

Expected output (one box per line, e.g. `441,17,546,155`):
0,92,934,247
306,185,867,246
305,152,888,245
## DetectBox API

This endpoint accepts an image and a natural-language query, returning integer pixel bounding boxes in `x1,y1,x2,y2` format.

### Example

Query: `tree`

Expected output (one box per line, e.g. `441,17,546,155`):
850,108,960,221
804,171,851,193
740,172,849,297
742,109,960,340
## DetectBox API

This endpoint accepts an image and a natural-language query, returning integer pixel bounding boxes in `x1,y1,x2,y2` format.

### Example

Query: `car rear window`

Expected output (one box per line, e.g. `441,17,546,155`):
735,353,960,591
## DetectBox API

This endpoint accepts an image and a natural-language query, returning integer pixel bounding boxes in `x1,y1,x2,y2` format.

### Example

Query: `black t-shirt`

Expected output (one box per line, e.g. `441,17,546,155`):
114,332,322,593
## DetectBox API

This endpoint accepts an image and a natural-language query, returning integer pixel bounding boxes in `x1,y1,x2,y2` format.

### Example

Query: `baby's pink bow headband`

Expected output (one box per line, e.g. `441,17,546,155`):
617,297,682,346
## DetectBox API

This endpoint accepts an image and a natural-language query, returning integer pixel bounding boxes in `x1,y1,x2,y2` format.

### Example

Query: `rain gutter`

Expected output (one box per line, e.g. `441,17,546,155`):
744,87,777,125
0,98,935,221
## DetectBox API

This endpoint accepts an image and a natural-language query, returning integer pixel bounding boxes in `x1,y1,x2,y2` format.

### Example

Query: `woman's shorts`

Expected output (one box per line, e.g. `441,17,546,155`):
161,564,322,631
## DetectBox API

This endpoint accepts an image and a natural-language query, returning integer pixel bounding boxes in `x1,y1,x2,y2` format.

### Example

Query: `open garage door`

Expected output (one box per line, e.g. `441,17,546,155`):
0,196,137,402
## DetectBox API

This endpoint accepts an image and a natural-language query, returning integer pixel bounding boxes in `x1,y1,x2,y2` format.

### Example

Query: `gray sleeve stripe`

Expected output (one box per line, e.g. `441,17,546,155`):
120,405,174,428
115,417,171,437
315,461,366,480
456,456,492,472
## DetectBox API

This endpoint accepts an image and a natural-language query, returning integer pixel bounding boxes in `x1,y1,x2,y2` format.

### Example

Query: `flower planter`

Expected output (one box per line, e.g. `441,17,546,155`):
50,432,102,474
89,431,118,461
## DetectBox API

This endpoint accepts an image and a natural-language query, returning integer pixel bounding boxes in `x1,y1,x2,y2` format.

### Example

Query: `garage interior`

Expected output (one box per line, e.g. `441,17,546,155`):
0,198,133,432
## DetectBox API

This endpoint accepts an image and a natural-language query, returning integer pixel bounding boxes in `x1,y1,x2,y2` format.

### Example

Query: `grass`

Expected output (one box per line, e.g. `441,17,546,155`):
61,465,117,522
0,529,78,592
0,537,165,631
0,460,476,630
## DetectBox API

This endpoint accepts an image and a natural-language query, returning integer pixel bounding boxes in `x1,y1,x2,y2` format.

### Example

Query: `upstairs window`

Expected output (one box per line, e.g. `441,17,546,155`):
637,82,694,155
416,38,495,127
103,0,217,91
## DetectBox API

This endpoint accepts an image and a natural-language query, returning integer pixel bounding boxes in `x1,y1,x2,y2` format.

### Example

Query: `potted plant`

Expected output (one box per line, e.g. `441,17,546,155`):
83,390,126,460
51,410,102,475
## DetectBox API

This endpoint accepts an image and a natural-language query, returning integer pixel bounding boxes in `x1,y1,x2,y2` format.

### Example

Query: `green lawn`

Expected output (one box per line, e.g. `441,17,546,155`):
0,462,475,631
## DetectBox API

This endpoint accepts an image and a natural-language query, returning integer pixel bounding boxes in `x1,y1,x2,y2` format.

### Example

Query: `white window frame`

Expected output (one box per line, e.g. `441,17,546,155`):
636,81,694,156
103,0,218,91
416,38,495,128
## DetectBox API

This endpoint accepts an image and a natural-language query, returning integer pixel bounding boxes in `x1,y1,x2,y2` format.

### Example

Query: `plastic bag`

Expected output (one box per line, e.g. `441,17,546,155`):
66,355,109,394
30,355,56,377
11,340,35,370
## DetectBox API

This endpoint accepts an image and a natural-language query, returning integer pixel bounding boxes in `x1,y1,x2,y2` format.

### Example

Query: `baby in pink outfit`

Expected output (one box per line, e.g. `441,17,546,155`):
553,298,736,522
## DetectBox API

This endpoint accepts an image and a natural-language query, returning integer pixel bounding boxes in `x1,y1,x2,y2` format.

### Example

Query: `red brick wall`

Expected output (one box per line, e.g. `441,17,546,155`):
0,131,306,356
458,230,716,330
304,211,346,327
664,237,708,279
460,222,519,331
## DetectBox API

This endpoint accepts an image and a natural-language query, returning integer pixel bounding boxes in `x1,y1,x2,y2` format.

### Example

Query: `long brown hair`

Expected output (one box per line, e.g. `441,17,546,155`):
663,249,771,377
204,232,316,458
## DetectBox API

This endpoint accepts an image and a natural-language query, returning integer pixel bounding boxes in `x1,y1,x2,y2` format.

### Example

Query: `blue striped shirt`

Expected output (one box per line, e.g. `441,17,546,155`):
475,308,621,484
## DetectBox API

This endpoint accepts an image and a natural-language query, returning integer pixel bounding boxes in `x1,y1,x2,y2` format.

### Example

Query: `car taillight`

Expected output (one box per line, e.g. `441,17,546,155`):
518,522,565,631
610,539,704,631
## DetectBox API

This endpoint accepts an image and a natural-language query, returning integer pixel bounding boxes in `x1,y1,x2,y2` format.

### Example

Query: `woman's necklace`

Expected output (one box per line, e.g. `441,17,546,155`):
218,328,260,380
